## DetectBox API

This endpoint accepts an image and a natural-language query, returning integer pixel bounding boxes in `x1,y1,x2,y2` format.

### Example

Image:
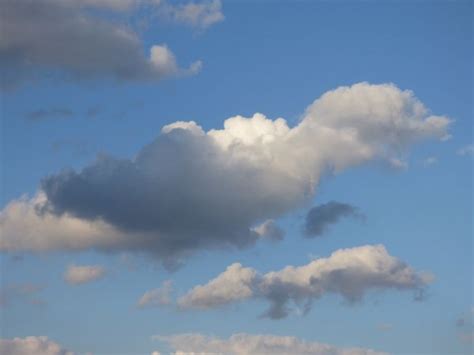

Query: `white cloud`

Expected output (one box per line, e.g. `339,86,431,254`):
154,333,387,355
0,83,451,266
0,336,74,355
178,245,434,319
64,264,106,285
138,280,173,307
457,144,474,157
159,0,224,30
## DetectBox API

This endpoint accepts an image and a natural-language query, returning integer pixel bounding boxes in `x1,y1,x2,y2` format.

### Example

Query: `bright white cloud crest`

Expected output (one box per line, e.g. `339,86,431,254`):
0,83,450,266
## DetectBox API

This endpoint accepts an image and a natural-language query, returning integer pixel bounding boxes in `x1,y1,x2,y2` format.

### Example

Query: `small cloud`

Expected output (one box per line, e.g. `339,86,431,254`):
457,144,474,157
377,323,393,332
422,156,438,167
25,108,73,122
252,220,284,242
389,158,409,170
86,105,103,118
158,0,224,31
137,280,173,308
64,264,106,285
0,283,46,307
440,134,452,141
456,308,474,344
304,201,364,238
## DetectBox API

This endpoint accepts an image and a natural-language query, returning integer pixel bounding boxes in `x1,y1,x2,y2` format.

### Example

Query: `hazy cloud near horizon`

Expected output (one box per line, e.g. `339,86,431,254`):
154,332,387,355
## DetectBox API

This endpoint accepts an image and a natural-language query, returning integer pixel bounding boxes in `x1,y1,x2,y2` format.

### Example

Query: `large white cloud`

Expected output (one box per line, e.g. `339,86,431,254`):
178,245,434,319
0,83,450,266
0,0,202,89
154,333,387,355
0,336,74,355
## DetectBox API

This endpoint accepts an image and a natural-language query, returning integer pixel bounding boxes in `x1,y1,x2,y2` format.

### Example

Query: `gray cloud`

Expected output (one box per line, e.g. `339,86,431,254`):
178,244,434,319
304,201,364,238
154,333,387,355
25,108,73,122
0,83,451,267
0,0,201,89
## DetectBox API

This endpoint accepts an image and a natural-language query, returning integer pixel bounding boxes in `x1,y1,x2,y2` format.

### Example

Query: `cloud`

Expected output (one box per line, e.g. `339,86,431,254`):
64,264,106,285
422,156,438,167
0,0,201,89
25,108,73,122
456,308,474,344
0,83,451,266
178,245,434,319
138,280,173,308
252,220,285,241
304,201,364,238
153,333,387,355
376,323,393,332
158,0,224,30
457,144,474,157
0,336,74,355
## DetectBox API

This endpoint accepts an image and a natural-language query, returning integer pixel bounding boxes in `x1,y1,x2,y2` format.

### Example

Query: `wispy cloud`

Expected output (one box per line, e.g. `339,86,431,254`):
25,108,73,122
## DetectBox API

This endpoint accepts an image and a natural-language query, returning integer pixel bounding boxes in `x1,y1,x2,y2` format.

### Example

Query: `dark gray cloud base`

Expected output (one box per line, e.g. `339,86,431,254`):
304,201,364,237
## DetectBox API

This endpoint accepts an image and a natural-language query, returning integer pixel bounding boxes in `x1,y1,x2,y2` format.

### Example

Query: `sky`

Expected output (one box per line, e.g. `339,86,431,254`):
0,0,472,354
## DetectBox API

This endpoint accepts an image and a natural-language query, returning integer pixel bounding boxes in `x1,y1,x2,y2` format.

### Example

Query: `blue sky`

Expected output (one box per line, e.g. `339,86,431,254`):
0,1,472,354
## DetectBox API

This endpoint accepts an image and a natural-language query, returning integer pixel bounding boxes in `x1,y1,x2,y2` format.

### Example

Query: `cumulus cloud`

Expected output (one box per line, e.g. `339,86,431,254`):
158,0,224,30
178,245,433,319
0,83,451,266
304,201,364,237
138,280,173,308
64,264,106,285
0,0,201,89
0,336,74,355
154,333,387,355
